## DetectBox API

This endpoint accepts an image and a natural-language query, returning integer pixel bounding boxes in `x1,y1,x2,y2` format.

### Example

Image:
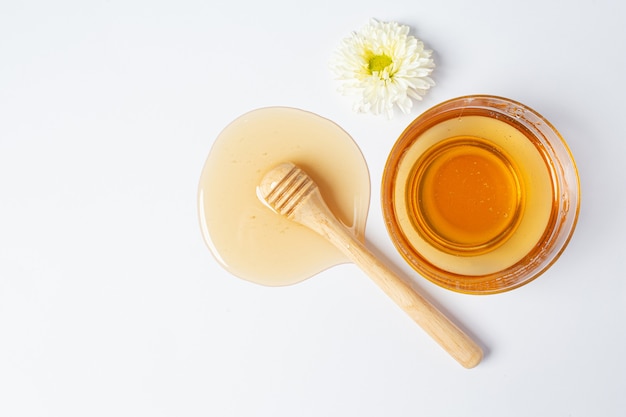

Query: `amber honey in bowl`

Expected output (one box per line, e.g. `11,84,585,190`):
382,95,580,294
407,135,524,255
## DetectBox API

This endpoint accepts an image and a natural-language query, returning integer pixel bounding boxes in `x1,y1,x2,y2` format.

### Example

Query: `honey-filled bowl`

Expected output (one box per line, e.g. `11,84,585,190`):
382,95,580,294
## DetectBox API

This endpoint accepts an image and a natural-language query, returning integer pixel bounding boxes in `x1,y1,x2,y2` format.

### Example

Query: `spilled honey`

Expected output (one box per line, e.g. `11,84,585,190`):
197,107,370,286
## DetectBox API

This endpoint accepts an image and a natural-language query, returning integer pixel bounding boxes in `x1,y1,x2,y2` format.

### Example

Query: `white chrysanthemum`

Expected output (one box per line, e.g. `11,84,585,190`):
330,19,435,118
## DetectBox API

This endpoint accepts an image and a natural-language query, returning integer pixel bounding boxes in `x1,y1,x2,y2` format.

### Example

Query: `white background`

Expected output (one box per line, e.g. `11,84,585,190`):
1,0,625,416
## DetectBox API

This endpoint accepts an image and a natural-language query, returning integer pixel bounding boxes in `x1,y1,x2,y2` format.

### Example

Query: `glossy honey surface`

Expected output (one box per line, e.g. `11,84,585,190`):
198,107,370,286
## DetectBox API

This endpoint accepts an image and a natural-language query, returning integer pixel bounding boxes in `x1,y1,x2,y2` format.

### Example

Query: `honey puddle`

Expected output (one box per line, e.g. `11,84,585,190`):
197,107,370,286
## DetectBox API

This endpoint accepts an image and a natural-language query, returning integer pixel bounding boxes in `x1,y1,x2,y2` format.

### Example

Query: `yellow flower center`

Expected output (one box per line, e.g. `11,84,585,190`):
368,53,392,73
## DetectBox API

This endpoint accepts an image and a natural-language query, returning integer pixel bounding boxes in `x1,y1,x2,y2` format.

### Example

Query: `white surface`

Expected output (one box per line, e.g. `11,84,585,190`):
1,0,625,416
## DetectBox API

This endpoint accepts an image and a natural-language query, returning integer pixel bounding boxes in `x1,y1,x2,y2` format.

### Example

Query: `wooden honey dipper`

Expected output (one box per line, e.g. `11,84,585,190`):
257,162,483,368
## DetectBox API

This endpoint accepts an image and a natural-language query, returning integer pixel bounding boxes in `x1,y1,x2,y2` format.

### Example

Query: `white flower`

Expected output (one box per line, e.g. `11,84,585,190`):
330,19,435,118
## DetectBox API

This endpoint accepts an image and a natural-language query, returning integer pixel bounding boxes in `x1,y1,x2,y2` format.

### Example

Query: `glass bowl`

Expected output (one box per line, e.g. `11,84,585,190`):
381,95,580,294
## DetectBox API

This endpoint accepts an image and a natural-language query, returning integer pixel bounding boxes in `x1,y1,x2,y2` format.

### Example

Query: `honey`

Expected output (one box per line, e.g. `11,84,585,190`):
382,95,580,294
388,113,554,276
408,136,523,254
197,107,370,286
